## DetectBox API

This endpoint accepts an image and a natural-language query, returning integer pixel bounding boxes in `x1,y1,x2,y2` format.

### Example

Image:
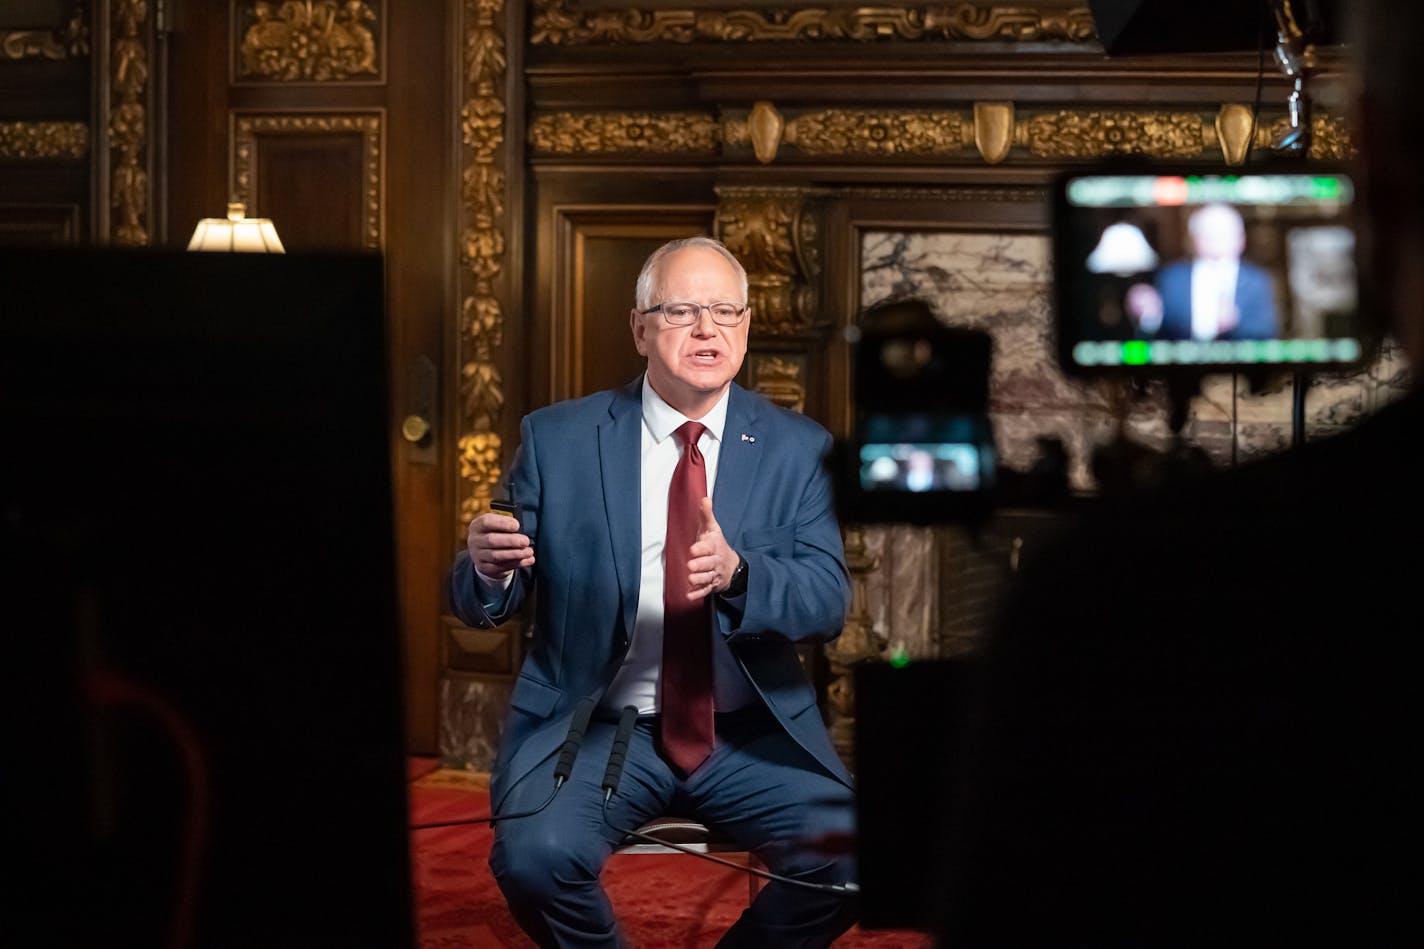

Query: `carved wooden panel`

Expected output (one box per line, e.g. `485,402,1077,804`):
549,206,715,403
0,1,89,62
0,203,79,245
233,0,385,84
232,112,384,251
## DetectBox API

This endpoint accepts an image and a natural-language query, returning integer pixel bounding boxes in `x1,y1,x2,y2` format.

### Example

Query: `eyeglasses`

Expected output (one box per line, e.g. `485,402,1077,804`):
641,301,749,326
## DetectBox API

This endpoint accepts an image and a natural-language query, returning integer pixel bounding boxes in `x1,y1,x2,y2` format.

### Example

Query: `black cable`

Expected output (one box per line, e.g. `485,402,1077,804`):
408,784,560,831
1245,0,1269,170
411,698,597,831
599,798,859,897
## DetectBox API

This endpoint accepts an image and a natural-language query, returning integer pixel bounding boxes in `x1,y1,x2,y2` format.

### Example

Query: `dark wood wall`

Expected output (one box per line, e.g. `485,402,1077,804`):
2,1,1353,765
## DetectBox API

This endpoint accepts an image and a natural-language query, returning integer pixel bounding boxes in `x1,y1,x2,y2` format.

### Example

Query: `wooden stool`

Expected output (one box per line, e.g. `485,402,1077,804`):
614,816,763,903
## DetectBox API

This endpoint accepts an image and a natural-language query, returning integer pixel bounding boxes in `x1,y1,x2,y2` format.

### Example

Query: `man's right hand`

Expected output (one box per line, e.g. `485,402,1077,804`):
467,513,535,581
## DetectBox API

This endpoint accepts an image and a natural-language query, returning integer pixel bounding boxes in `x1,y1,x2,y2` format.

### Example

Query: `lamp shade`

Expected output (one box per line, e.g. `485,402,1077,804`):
187,202,285,253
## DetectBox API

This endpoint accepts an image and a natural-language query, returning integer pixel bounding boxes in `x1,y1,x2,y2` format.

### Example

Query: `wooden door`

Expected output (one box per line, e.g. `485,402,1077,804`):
165,2,455,753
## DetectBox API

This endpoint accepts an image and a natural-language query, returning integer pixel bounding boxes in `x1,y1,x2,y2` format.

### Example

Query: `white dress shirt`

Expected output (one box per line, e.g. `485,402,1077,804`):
602,378,756,714
1191,258,1239,341
474,376,757,715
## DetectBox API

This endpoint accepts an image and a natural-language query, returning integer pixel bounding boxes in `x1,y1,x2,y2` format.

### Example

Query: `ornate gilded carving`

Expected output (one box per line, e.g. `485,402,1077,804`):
750,356,806,413
528,112,717,154
1,3,90,60
1257,112,1353,160
232,114,383,248
1021,110,1204,158
110,0,149,246
973,101,1014,164
823,526,886,761
238,1,379,81
532,104,1348,166
458,431,503,509
746,100,785,165
0,122,88,159
1214,103,1256,166
717,187,823,337
785,109,970,157
530,0,1095,46
457,0,510,531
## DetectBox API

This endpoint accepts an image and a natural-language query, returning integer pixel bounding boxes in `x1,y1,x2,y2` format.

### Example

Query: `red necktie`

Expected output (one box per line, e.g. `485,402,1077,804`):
658,420,715,774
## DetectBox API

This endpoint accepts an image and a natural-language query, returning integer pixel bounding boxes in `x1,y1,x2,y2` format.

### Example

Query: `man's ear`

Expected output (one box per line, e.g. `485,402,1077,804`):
631,308,648,355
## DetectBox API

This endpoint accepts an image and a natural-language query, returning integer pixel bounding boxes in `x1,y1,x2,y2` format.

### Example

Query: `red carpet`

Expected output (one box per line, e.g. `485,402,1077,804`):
408,763,931,948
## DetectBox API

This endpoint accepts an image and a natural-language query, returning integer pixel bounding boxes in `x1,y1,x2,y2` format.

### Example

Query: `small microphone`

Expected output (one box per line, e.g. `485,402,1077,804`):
552,697,596,788
601,705,639,802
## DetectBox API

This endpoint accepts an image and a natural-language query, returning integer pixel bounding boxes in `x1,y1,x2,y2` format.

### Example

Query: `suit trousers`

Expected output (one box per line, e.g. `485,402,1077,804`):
488,703,859,948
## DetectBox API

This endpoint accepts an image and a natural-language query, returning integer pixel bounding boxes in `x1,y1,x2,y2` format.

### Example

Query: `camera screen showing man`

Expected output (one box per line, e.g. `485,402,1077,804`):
1126,202,1280,341
1056,171,1361,372
860,442,981,492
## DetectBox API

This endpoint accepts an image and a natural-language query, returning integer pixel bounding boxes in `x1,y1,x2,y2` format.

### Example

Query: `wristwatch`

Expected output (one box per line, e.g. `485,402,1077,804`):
724,555,749,598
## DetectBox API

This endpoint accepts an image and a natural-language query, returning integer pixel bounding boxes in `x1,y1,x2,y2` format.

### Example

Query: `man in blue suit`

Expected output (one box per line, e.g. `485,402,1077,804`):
448,237,858,947
1129,203,1280,341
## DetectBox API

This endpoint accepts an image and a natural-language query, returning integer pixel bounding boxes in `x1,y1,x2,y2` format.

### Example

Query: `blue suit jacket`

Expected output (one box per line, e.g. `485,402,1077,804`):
449,379,854,811
1154,259,1279,341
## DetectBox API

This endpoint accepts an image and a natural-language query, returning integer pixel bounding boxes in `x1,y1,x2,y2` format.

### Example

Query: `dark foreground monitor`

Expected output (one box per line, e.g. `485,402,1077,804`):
853,658,980,931
0,248,411,948
1052,165,1363,376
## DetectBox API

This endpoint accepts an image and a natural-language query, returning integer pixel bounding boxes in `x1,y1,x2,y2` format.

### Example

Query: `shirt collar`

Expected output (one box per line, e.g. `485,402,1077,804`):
641,374,729,445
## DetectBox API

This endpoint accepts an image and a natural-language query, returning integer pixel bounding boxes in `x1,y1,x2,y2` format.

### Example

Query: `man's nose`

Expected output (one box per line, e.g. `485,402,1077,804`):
691,308,718,335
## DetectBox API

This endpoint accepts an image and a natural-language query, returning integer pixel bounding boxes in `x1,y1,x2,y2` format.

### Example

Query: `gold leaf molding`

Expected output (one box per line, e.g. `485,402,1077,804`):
750,355,806,413
786,109,970,156
0,121,88,159
232,114,384,248
1022,110,1204,159
530,0,1095,46
238,0,380,82
1,3,90,61
110,0,149,246
535,104,1351,165
529,112,717,154
457,0,510,532
716,186,823,337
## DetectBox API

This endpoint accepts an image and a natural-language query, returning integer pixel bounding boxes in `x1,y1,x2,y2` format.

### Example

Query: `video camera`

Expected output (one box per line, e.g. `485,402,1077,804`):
832,298,996,526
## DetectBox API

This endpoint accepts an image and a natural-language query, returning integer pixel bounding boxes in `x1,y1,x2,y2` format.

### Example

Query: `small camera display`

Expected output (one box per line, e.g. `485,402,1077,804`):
857,414,992,494
1052,165,1361,375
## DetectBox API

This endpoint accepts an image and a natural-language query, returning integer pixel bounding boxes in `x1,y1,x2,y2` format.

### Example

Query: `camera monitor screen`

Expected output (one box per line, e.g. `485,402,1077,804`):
858,413,993,494
1052,168,1361,375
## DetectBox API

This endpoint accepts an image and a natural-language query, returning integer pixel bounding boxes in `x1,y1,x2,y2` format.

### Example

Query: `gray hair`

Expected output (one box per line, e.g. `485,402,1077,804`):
633,237,749,311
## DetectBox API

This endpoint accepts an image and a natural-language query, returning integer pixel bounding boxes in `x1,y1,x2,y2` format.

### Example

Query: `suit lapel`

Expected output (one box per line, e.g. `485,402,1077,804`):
600,379,644,638
714,384,764,544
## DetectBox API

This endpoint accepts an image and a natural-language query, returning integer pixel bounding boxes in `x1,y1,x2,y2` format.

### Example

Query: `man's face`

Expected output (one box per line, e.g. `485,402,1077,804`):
631,246,750,415
1189,205,1246,261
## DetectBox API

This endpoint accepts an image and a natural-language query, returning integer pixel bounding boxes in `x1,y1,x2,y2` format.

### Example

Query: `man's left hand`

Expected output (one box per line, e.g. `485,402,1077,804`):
687,497,740,600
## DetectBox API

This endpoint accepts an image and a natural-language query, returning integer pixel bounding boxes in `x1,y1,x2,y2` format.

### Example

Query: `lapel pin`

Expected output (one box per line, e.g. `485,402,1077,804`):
740,433,755,443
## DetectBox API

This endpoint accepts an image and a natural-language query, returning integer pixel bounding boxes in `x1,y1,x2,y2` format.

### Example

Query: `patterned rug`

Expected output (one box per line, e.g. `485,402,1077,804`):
408,764,932,949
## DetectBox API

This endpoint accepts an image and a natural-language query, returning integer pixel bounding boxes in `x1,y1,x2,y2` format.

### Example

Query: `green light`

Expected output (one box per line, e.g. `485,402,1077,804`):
1313,176,1343,199
1122,340,1150,365
888,645,910,669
